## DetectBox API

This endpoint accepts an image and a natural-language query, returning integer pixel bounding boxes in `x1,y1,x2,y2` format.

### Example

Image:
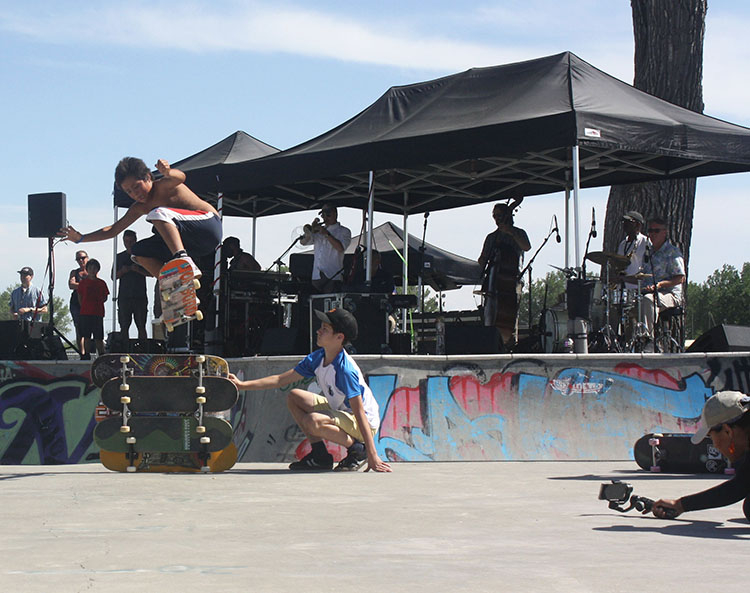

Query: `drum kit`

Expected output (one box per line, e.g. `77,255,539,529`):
583,250,651,353
539,250,653,353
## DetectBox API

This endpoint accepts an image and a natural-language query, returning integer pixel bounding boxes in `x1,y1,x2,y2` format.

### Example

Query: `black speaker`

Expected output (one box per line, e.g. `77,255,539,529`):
28,192,66,238
260,328,302,355
687,324,750,353
446,324,501,354
0,320,22,359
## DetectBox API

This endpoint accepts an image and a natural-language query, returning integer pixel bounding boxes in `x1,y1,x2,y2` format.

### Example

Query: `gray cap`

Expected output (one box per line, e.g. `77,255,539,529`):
622,211,645,225
691,390,750,444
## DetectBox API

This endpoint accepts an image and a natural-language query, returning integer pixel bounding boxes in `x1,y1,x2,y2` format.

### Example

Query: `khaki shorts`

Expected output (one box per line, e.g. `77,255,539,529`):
311,394,375,442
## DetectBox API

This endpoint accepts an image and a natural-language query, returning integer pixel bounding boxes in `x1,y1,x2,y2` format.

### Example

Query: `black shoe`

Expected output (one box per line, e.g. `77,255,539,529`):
288,452,333,472
334,442,367,472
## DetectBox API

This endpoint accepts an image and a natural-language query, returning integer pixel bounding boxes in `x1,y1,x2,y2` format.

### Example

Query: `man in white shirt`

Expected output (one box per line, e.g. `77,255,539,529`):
616,210,648,290
300,203,352,293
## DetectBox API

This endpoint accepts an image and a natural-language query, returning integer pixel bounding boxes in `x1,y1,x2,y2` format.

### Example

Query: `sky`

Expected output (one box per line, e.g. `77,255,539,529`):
2,0,750,338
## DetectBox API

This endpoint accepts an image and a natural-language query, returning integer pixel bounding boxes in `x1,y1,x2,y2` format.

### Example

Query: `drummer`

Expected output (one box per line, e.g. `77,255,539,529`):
616,210,648,290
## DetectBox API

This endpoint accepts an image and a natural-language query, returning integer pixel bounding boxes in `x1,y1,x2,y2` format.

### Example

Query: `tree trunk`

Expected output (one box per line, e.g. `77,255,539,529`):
603,0,707,272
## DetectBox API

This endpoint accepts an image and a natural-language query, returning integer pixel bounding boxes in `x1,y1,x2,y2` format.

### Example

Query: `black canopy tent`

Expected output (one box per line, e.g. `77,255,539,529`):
290,221,482,291
201,51,750,269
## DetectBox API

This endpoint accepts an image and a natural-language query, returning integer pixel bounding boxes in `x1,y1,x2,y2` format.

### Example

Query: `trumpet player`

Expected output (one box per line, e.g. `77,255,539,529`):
300,203,352,293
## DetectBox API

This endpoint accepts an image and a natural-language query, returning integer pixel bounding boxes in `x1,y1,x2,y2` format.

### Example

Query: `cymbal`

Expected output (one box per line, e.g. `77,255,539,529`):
585,251,629,269
621,272,651,283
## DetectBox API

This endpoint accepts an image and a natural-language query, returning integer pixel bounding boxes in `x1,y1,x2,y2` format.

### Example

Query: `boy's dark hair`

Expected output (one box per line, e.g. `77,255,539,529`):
123,229,137,240
115,157,152,188
85,259,101,273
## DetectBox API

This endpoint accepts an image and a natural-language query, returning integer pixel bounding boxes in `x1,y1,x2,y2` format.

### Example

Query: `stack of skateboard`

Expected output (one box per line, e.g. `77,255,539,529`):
92,354,238,473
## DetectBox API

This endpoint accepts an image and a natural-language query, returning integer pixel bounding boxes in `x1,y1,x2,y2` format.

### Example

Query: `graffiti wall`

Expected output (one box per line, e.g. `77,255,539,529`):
1,353,749,464
230,352,750,463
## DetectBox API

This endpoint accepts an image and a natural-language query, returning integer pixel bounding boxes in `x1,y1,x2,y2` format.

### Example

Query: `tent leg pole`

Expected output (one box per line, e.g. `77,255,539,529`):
366,171,374,282
572,146,582,270
402,193,409,334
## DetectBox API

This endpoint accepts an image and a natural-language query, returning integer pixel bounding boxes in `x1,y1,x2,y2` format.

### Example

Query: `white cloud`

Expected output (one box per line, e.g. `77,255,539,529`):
0,2,534,71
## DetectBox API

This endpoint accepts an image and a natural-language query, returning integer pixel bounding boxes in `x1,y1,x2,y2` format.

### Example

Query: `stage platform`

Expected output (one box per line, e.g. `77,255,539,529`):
0,351,748,465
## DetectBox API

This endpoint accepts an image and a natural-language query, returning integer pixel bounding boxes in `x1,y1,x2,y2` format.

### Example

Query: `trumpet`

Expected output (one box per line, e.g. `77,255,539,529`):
303,218,324,234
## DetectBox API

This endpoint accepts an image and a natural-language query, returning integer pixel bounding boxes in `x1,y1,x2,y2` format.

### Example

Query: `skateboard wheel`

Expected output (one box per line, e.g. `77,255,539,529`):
200,466,210,473
200,436,211,444
127,466,136,473
196,385,206,394
165,322,174,333
161,290,171,302
196,355,206,363
120,355,130,363
120,396,131,404
126,436,136,444
120,425,131,433
119,383,130,392
195,310,204,321
196,425,207,434
193,278,201,290
196,396,207,405
650,466,661,472
649,438,660,446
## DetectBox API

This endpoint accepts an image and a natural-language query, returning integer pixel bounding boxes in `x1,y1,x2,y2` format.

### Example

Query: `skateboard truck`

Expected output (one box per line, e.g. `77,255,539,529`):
118,355,134,434
598,480,677,518
648,433,662,472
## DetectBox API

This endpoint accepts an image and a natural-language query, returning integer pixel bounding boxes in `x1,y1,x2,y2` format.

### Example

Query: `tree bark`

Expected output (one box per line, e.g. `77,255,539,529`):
603,0,707,272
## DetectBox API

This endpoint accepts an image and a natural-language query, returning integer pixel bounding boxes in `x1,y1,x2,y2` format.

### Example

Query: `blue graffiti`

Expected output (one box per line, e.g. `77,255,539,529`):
0,379,98,464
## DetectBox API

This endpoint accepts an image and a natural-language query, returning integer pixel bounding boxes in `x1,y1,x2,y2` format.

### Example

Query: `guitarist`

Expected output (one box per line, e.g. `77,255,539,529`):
477,198,531,349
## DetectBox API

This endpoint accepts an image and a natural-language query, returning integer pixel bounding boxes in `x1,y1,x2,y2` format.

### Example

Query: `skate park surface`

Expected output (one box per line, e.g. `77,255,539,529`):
1,461,745,593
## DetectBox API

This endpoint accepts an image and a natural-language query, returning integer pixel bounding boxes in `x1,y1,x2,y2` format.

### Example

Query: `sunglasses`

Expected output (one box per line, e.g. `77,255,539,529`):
76,256,88,261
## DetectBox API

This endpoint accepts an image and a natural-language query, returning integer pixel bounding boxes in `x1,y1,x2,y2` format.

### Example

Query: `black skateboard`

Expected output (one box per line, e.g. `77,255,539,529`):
633,432,728,474
100,376,237,413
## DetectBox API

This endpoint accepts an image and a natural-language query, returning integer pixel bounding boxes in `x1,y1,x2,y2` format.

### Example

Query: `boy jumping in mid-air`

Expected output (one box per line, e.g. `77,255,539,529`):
229,308,391,473
60,157,222,279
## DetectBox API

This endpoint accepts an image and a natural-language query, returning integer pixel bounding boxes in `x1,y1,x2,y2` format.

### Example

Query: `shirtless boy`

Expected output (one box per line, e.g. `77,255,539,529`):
59,157,222,279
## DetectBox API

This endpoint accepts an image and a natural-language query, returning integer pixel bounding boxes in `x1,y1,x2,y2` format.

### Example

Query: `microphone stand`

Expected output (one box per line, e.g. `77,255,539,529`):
518,225,557,341
418,212,429,353
266,234,304,329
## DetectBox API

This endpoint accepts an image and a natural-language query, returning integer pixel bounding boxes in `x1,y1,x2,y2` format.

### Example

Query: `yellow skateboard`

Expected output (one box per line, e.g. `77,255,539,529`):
99,442,238,473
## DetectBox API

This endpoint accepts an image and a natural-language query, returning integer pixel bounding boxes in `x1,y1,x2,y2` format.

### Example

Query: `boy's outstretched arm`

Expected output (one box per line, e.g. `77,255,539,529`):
349,396,391,473
228,369,302,392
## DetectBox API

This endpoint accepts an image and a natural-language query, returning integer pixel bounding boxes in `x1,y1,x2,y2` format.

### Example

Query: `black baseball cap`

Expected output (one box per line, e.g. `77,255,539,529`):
17,267,33,276
315,308,358,342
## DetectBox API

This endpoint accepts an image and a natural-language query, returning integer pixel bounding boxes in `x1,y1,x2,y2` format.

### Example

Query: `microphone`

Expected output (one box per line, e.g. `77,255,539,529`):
591,207,597,238
553,215,561,243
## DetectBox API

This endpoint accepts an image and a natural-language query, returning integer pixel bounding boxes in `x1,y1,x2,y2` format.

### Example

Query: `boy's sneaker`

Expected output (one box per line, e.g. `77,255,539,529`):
178,255,202,280
288,452,333,472
334,442,367,472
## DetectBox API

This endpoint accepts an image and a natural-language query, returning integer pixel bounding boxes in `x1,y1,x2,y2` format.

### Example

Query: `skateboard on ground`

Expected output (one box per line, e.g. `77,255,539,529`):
91,353,229,388
158,257,203,332
633,432,729,474
99,443,238,473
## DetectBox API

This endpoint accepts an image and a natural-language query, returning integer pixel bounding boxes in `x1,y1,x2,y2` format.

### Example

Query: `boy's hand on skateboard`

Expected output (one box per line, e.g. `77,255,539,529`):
652,499,682,519
365,453,392,473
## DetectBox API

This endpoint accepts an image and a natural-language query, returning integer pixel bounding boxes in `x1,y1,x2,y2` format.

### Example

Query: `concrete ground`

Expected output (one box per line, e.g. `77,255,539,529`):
1,461,746,593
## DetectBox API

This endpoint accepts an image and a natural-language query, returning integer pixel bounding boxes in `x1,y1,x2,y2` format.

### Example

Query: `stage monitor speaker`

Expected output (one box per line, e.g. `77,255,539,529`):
446,324,501,355
686,324,750,353
260,328,302,356
0,320,23,359
28,192,66,238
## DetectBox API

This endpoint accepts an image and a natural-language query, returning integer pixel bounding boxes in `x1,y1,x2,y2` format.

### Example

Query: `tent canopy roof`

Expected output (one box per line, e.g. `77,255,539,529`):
204,52,750,216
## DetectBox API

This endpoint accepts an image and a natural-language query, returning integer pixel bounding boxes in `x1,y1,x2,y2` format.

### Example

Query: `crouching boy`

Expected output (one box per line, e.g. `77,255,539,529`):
229,308,391,472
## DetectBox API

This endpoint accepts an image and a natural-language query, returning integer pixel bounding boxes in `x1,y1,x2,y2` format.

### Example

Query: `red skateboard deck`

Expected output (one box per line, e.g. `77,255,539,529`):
158,258,202,332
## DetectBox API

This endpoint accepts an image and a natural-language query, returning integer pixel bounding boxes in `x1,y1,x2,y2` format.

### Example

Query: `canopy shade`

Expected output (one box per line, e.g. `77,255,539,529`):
208,51,750,216
290,221,482,291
